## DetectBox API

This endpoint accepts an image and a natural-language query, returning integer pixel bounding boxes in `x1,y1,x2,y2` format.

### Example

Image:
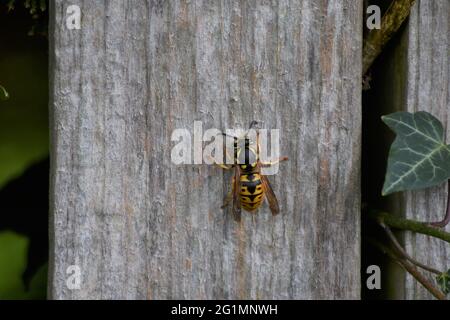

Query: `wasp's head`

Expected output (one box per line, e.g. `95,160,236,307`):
222,121,261,168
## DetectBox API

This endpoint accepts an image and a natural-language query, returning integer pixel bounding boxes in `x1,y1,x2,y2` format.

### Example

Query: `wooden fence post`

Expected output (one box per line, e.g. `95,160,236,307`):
49,0,362,299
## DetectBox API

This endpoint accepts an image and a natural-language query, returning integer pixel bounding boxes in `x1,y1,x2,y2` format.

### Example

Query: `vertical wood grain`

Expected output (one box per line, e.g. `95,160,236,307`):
49,0,362,299
402,0,450,299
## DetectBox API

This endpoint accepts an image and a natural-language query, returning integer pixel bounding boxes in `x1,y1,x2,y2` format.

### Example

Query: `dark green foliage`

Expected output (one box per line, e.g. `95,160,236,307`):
3,0,48,36
382,111,450,195
0,4,49,299
436,270,450,296
0,158,49,287
7,0,46,14
0,232,46,299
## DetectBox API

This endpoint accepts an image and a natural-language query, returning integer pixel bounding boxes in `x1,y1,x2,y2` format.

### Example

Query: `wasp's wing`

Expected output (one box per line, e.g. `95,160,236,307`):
261,175,280,215
232,165,242,221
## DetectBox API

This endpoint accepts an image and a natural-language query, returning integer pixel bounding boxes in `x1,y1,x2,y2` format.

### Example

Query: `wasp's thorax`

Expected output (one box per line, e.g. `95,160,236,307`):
235,138,259,173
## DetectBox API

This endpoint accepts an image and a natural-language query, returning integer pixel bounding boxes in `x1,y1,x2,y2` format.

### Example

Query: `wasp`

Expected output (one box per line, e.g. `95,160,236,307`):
212,121,288,221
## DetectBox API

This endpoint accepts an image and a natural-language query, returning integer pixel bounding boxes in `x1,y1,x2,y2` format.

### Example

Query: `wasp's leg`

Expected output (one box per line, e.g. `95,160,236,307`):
205,155,233,170
221,191,233,209
260,156,289,167
221,177,235,209
206,134,236,169
216,164,233,170
255,129,288,167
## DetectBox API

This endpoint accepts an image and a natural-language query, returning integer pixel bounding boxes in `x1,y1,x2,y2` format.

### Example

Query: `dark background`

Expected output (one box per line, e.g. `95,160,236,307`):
0,1,49,299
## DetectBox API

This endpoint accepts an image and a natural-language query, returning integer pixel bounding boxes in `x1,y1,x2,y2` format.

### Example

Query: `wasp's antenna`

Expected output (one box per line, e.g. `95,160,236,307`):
221,132,238,139
249,120,258,129
249,120,264,130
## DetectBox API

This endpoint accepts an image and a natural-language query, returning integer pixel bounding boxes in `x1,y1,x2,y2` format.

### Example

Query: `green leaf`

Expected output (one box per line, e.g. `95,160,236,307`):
382,111,450,195
436,269,450,295
0,85,9,101
0,47,49,188
0,232,47,299
0,231,28,299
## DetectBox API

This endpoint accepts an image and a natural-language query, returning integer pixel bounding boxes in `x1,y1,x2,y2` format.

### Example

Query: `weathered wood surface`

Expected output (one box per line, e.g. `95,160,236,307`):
49,0,362,299
402,0,450,300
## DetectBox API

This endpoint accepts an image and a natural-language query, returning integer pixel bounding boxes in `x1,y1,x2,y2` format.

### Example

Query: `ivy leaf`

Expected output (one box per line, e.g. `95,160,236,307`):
382,111,450,195
0,85,9,101
436,270,450,295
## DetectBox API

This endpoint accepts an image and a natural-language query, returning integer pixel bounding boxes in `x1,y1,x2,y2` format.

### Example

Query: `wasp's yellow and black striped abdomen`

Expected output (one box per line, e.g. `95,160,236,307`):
239,165,264,212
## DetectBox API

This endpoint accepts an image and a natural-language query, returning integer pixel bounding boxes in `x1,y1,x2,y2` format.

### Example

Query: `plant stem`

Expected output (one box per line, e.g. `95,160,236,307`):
430,180,450,228
368,210,450,244
399,259,446,300
380,222,441,275
0,85,9,101
362,0,416,75
367,238,447,300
